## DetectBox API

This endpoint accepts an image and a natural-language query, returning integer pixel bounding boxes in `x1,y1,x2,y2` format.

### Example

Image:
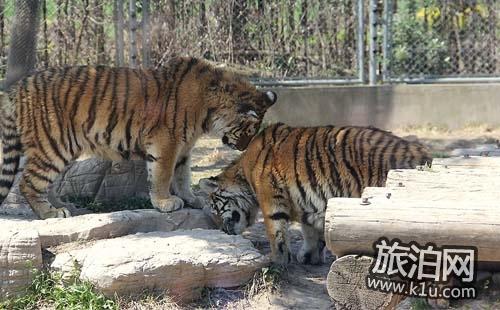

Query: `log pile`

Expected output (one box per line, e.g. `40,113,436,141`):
325,157,500,309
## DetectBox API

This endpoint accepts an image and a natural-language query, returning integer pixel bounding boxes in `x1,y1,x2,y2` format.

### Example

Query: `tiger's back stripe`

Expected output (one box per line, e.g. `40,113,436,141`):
52,69,67,148
86,66,106,132
38,73,69,166
172,58,198,136
106,69,120,145
293,128,308,204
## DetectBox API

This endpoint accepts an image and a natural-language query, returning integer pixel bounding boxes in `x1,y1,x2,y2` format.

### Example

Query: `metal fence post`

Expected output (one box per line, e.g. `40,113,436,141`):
357,0,365,83
368,0,377,85
382,0,392,82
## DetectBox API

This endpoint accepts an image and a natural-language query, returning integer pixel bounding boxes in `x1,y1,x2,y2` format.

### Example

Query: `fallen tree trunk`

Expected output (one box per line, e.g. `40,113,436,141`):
326,157,500,262
325,197,500,262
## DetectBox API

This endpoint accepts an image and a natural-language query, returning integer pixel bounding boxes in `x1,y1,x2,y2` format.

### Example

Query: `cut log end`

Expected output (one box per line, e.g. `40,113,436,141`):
327,255,404,310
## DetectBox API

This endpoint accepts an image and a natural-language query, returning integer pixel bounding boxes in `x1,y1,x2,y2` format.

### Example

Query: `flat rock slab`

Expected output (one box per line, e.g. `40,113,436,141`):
0,228,42,299
51,230,268,303
0,209,216,248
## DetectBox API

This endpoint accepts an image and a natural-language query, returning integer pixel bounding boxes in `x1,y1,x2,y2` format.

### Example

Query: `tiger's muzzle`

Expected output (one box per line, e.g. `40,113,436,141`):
222,217,237,235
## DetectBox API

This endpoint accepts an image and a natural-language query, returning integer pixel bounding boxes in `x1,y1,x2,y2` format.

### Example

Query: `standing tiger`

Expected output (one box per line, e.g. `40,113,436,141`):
0,56,277,219
200,123,432,265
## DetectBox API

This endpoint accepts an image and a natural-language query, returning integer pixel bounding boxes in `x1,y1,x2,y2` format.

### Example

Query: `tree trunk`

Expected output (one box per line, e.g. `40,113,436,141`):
486,0,496,74
141,0,151,67
4,0,40,91
41,0,48,68
301,0,309,75
166,0,176,51
55,0,64,65
258,0,265,51
73,0,90,63
0,0,5,76
94,0,106,64
198,0,207,56
113,0,125,66
128,0,138,67
231,0,248,63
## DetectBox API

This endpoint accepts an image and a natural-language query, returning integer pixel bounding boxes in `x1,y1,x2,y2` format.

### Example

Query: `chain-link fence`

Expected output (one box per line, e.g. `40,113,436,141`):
0,0,498,84
0,0,365,84
383,0,499,82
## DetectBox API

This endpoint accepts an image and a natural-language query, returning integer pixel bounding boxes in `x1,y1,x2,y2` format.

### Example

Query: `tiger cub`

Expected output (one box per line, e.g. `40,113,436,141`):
0,56,277,219
200,123,432,265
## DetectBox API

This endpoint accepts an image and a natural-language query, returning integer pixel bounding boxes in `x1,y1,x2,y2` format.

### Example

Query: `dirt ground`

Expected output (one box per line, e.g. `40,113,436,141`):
183,124,500,310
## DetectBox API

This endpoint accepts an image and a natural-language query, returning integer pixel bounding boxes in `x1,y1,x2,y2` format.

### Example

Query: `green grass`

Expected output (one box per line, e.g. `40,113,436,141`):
68,196,153,213
0,266,116,310
410,298,431,310
431,151,451,158
245,265,285,297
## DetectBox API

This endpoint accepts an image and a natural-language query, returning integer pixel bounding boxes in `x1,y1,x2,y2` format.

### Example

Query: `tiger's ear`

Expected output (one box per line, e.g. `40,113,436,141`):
199,177,219,193
264,90,277,107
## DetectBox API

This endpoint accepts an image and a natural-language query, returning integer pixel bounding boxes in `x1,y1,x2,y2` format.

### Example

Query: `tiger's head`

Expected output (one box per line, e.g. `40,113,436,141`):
201,67,277,151
199,162,258,235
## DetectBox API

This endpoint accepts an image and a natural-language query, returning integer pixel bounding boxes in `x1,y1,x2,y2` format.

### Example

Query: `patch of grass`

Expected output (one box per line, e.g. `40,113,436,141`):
246,265,285,297
0,266,116,310
68,196,153,213
431,151,451,158
116,293,180,310
192,265,285,309
410,298,431,310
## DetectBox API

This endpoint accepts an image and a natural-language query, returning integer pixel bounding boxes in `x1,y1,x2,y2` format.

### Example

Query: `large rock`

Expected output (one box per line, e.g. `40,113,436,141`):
0,174,35,219
0,159,149,219
0,209,216,248
0,228,42,299
51,230,268,303
51,159,149,202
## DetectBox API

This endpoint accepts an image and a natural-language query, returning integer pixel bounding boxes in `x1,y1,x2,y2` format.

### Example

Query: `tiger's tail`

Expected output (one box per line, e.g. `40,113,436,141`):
0,91,22,204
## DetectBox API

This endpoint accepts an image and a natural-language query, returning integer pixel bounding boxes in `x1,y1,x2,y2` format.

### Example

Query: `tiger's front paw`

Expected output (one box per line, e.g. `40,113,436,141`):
36,207,71,220
185,195,206,209
297,246,323,265
297,240,326,265
151,196,184,212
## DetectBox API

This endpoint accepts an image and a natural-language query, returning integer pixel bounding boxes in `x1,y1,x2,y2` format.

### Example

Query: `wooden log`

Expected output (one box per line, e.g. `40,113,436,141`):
362,186,500,202
327,255,404,310
325,197,500,261
386,167,500,189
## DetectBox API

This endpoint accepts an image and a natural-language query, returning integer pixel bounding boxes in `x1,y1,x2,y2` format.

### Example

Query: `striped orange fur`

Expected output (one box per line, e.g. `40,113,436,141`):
200,123,432,265
0,57,276,219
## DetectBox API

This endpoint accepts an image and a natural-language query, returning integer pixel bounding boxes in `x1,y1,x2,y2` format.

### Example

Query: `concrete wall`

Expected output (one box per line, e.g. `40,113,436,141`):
264,83,500,129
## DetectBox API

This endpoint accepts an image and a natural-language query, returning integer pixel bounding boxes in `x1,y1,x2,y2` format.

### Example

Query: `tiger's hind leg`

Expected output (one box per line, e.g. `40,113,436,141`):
47,190,92,216
259,193,293,266
19,155,71,219
172,154,205,209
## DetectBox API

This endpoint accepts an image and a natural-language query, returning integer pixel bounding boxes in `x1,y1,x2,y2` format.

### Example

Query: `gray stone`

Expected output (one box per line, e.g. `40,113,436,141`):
0,228,42,300
0,209,216,248
0,159,149,220
0,174,36,219
51,159,149,202
492,272,500,286
476,270,492,283
450,144,500,157
51,230,268,303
